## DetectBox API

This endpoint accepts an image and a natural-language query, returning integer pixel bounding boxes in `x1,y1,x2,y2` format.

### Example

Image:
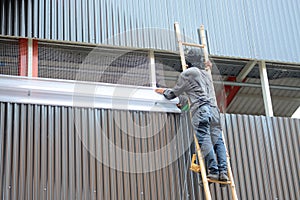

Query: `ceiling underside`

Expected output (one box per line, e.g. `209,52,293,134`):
211,56,300,117
157,53,300,117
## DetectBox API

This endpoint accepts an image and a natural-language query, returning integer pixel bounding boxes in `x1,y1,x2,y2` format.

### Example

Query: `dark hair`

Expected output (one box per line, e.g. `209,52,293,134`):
185,48,205,69
186,61,193,68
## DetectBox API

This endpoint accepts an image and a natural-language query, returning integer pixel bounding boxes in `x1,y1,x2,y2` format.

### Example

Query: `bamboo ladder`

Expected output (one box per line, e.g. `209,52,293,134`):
174,22,238,200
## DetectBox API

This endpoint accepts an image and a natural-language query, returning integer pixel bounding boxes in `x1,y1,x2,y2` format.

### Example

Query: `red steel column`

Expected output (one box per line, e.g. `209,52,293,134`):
32,39,38,77
19,38,28,76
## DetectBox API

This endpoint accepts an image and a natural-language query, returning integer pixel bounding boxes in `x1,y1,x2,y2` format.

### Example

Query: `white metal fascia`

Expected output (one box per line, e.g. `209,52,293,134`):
0,75,180,113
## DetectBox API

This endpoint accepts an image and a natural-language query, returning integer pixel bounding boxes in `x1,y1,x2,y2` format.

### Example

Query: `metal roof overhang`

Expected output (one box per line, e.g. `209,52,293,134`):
0,75,180,113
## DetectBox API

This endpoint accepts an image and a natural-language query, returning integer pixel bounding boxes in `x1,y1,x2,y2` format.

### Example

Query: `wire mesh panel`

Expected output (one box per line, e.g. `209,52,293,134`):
38,42,151,86
38,43,88,80
155,52,181,88
0,38,19,76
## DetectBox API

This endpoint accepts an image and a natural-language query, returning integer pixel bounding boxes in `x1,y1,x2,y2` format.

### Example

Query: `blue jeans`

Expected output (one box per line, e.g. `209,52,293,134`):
191,104,227,174
210,106,227,174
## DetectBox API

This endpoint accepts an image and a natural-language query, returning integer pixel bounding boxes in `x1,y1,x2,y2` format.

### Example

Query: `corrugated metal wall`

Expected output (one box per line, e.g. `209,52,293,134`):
0,101,299,199
0,0,299,63
222,114,300,200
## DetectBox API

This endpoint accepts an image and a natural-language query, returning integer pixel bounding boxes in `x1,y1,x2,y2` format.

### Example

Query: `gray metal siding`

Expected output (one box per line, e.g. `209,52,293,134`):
0,102,202,199
0,0,299,63
0,102,299,199
222,114,300,200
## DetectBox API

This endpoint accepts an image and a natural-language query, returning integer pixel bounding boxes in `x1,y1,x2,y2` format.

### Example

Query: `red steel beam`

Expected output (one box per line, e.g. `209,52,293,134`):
225,77,246,108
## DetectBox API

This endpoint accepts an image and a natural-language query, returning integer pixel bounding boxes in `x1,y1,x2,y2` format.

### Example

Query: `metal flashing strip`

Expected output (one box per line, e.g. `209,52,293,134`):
0,75,180,113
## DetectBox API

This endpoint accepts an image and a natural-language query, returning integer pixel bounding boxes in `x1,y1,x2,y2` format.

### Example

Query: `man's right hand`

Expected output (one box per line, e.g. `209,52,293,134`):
204,60,212,70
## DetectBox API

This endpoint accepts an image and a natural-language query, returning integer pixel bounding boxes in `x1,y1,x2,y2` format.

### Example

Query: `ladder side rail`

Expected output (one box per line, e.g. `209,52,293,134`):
174,22,188,71
200,25,238,200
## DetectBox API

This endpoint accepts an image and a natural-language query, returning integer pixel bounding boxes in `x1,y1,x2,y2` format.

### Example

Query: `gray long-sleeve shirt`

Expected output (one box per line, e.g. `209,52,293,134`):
163,67,212,115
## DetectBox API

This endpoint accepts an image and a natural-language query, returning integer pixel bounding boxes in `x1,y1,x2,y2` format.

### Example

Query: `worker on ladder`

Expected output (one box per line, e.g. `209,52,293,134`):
155,48,229,183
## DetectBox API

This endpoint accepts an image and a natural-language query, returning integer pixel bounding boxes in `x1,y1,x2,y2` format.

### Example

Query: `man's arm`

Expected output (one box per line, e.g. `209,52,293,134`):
154,88,177,100
155,73,189,100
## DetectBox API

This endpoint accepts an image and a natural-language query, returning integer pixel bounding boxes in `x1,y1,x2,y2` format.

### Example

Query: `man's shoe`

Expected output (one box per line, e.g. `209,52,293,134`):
219,173,229,181
207,173,219,181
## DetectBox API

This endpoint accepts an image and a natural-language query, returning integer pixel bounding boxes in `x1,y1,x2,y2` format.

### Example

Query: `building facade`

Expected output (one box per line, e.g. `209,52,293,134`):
0,0,299,199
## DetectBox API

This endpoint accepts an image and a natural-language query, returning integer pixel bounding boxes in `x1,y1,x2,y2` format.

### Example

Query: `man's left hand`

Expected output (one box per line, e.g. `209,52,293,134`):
155,88,166,94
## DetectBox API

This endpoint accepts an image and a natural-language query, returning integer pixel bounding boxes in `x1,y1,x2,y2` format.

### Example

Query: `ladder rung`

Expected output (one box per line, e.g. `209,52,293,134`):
181,42,204,48
207,179,231,185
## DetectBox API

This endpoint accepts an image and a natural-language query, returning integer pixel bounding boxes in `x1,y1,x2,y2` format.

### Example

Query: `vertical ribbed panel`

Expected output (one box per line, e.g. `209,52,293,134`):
0,0,299,63
0,102,299,199
0,102,205,199
222,114,300,200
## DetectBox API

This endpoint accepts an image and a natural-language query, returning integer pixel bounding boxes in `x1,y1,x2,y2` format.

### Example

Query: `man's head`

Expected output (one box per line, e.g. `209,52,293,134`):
185,48,205,69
